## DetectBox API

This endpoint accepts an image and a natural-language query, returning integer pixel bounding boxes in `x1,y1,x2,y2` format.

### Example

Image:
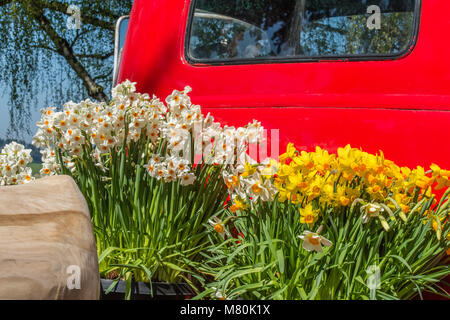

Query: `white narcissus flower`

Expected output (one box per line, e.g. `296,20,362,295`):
144,157,188,182
299,226,332,253
66,160,77,174
235,127,248,142
223,126,236,140
208,217,229,239
32,130,46,149
360,202,393,231
180,172,196,186
0,142,35,185
245,175,276,202
166,87,192,114
223,171,240,193
211,287,228,300
203,112,215,128
245,178,265,201
213,151,232,165
164,172,177,183
3,141,24,155
262,178,278,199
143,162,157,176
361,203,383,223
175,159,190,175
20,167,34,184
150,154,162,164
154,166,167,180
245,120,264,144
111,79,137,99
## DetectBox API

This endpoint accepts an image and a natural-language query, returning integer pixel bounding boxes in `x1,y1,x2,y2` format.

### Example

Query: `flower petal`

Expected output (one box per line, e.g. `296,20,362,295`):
312,243,323,253
320,237,333,247
302,240,315,252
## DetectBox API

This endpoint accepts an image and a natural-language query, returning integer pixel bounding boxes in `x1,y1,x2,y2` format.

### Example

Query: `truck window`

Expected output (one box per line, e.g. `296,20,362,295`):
186,0,420,64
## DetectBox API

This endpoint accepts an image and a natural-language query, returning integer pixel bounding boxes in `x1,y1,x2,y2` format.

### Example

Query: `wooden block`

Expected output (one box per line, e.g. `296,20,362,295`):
0,175,99,300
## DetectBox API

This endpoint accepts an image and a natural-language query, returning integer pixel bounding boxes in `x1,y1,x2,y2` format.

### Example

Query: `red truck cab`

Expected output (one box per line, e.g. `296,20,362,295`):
117,0,449,171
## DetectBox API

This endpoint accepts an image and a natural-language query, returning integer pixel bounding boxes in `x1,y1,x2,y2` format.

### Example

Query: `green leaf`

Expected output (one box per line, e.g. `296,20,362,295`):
276,249,285,274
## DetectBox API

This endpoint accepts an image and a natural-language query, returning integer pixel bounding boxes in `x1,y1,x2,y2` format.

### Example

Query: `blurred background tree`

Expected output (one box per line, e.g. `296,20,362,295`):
0,0,132,139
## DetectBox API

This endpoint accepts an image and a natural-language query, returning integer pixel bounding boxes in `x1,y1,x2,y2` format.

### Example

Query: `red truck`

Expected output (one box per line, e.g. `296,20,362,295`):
114,0,449,299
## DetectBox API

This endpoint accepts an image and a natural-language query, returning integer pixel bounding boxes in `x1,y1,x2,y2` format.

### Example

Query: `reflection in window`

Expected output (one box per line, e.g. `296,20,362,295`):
188,0,418,62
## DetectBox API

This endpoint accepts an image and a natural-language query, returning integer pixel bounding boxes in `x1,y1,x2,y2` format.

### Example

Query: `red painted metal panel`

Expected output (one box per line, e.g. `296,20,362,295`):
203,107,450,169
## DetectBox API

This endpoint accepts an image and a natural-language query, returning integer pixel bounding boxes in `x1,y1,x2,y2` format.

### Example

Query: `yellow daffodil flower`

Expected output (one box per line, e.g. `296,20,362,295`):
299,203,319,226
293,150,315,170
307,176,323,201
287,173,309,193
312,146,336,173
241,162,257,178
260,159,279,178
230,197,248,213
279,143,297,164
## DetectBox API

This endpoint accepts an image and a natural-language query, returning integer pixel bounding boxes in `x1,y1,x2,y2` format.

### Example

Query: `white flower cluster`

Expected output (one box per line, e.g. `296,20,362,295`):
32,80,167,176
144,155,196,185
32,80,265,184
0,141,34,186
161,86,265,166
39,148,61,176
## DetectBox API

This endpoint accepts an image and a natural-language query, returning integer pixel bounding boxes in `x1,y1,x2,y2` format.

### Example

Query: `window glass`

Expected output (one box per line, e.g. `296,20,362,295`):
188,0,418,62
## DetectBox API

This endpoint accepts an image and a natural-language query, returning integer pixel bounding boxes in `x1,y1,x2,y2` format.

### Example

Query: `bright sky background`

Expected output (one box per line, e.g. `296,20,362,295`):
0,91,42,143
0,93,10,139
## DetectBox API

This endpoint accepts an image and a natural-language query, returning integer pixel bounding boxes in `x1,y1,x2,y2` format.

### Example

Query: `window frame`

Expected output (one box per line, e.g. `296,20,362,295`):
184,0,422,66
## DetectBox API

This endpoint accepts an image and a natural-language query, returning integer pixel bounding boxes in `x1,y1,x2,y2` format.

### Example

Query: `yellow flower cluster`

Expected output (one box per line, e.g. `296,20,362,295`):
274,144,450,228
224,143,449,237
